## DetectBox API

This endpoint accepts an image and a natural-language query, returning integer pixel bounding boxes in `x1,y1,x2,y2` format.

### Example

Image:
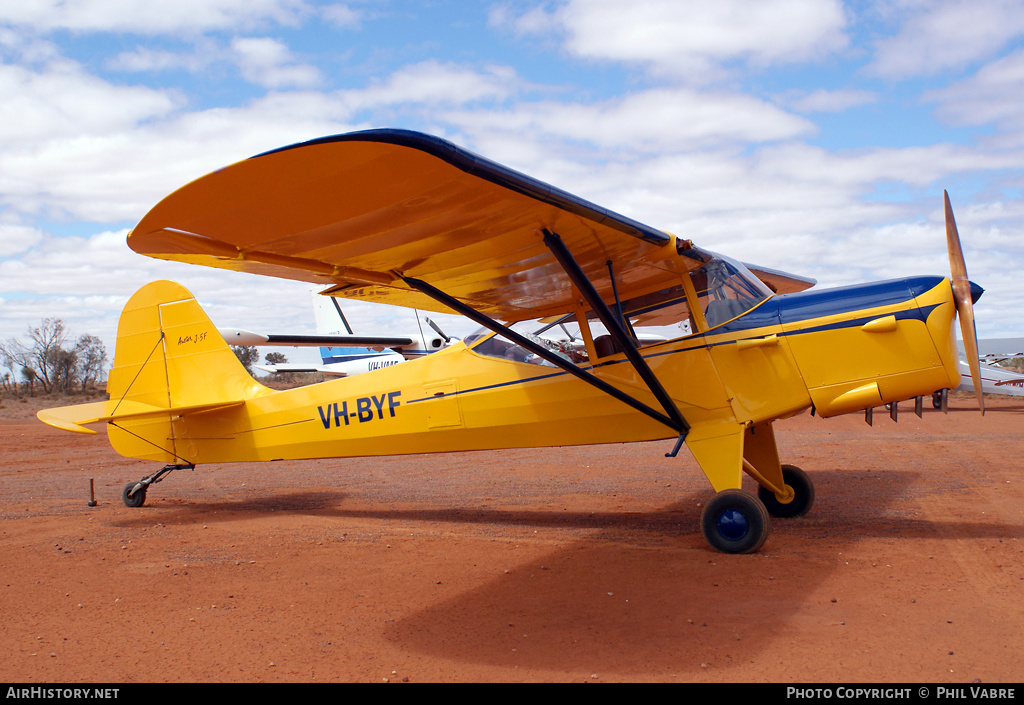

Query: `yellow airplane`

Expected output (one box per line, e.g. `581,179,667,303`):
38,129,985,553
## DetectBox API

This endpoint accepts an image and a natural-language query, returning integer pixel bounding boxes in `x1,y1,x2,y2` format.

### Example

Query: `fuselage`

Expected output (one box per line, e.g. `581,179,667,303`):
112,275,961,466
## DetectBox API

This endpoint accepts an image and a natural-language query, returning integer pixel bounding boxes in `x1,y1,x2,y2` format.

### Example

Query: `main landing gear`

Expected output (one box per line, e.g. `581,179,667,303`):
699,464,815,554
121,463,194,508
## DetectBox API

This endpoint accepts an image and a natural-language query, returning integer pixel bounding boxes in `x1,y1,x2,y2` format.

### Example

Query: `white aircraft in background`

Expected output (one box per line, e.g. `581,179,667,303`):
219,291,455,377
952,337,1024,398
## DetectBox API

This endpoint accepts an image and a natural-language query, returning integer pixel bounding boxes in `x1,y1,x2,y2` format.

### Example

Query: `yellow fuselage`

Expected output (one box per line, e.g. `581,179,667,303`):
103,276,960,495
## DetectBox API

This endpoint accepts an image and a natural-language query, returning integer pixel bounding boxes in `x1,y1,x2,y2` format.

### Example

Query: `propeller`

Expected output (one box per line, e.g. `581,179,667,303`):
944,190,984,415
424,317,452,343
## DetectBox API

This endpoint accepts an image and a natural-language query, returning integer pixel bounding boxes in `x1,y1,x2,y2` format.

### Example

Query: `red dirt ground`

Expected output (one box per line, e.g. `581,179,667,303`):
1,392,1022,683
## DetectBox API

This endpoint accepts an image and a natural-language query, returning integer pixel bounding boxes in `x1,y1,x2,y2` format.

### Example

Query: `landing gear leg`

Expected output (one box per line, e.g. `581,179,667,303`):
121,464,194,508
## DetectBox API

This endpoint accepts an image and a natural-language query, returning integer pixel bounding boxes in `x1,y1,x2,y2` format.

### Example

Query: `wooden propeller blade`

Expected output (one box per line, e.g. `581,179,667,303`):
945,191,985,415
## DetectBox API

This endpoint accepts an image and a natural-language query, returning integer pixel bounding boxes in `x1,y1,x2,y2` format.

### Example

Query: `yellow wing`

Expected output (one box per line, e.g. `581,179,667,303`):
129,129,812,321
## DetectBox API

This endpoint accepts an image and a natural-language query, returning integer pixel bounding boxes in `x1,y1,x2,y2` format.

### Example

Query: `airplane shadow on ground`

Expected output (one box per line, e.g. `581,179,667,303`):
108,468,1022,545
376,492,1023,677
103,466,1023,677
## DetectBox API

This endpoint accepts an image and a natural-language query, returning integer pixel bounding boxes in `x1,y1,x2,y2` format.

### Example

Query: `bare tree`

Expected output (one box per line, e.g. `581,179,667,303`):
21,318,72,394
75,334,108,391
0,342,16,392
21,366,38,396
1,318,111,397
50,347,78,394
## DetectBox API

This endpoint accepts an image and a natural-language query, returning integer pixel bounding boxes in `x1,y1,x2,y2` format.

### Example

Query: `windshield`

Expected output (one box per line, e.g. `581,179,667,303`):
612,253,773,332
693,255,773,328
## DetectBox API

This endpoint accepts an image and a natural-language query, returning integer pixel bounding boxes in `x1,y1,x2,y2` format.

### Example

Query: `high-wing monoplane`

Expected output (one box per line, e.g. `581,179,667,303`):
38,129,985,553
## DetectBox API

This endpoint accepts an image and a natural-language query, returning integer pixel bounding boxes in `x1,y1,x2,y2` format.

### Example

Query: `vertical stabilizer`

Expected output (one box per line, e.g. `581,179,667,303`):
107,280,268,409
102,280,269,462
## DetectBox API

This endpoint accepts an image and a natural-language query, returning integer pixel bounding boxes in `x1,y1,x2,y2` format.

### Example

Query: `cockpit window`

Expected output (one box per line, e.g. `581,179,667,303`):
693,255,773,328
616,254,772,333
466,253,772,363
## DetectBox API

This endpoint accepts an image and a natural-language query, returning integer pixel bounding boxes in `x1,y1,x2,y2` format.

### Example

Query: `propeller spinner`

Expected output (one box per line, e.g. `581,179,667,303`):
945,190,985,415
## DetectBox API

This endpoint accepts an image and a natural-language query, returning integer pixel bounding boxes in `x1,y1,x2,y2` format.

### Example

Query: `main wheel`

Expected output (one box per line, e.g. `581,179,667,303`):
122,482,146,508
700,489,770,554
758,464,814,518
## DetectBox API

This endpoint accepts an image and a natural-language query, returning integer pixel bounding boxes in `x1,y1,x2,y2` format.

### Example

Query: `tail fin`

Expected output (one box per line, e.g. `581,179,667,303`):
38,280,268,462
312,289,352,335
107,280,267,408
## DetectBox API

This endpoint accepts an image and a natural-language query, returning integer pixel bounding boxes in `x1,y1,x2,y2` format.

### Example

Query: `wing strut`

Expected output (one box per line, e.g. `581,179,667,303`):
400,276,684,433
542,229,690,438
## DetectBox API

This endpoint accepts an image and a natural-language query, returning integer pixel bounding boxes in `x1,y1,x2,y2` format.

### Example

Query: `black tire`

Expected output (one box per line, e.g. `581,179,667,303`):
122,482,146,508
700,489,770,554
758,464,814,518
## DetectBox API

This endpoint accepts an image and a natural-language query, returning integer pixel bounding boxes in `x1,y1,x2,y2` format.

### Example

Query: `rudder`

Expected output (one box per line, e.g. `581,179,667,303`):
104,280,269,462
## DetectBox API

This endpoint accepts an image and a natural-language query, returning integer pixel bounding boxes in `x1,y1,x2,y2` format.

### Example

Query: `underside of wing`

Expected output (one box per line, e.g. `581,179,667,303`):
218,328,414,348
128,129,692,322
745,263,816,295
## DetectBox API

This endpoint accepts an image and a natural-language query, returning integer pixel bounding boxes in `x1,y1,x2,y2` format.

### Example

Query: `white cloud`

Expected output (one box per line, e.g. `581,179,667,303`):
106,44,218,74
925,48,1024,143
347,60,521,108
231,37,322,88
445,87,816,157
497,0,850,79
321,3,362,29
0,223,43,257
0,0,312,35
787,88,879,113
866,0,1024,79
0,59,178,145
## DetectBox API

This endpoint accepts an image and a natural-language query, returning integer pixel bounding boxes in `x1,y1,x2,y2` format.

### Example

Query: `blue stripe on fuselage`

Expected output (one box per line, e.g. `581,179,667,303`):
713,276,946,335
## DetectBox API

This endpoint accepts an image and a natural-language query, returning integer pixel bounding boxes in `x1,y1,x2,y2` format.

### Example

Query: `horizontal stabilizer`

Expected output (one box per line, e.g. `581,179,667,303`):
37,398,245,435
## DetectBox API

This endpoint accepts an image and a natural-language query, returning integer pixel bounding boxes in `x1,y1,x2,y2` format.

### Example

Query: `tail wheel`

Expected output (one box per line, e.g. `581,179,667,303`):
758,464,815,518
700,489,770,554
122,482,146,508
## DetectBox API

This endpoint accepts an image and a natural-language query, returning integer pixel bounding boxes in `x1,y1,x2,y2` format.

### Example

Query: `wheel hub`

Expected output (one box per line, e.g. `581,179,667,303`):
716,508,749,541
775,485,795,504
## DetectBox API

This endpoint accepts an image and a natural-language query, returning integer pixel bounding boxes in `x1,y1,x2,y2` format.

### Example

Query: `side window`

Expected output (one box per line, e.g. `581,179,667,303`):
469,325,589,365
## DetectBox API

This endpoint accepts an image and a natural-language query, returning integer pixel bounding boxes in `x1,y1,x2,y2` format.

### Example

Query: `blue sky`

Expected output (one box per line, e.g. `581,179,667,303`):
2,0,1024,366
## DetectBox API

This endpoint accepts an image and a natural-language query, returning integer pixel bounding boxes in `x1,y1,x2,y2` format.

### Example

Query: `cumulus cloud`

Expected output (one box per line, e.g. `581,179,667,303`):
787,88,879,113
346,60,522,109
925,48,1024,142
0,0,311,36
494,0,850,79
0,59,178,145
0,223,43,257
231,37,322,88
866,0,1024,79
321,3,362,29
444,87,816,156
